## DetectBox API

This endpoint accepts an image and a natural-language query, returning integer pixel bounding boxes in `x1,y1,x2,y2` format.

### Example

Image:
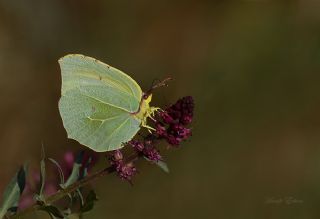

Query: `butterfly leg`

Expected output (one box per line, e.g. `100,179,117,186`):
141,119,156,132
147,107,161,121
141,107,161,132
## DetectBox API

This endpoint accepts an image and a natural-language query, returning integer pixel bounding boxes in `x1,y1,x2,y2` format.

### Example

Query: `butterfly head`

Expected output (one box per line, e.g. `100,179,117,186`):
143,93,153,104
133,93,160,131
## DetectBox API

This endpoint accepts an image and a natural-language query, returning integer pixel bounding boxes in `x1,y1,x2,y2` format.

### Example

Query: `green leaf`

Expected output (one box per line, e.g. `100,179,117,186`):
75,151,84,164
48,158,65,185
64,163,81,188
63,152,83,188
17,165,27,195
80,157,92,179
76,189,84,206
65,193,73,209
39,205,64,218
65,213,80,219
39,145,46,199
58,54,153,152
80,190,98,214
0,165,27,218
156,160,170,173
144,157,169,173
62,208,71,218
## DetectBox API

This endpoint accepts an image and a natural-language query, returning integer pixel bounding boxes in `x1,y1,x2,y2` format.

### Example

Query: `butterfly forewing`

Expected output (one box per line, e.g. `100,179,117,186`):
59,54,143,152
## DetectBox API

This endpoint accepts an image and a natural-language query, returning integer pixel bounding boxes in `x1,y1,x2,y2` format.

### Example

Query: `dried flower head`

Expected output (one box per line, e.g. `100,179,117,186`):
110,150,137,182
156,96,194,146
166,96,194,125
143,146,162,162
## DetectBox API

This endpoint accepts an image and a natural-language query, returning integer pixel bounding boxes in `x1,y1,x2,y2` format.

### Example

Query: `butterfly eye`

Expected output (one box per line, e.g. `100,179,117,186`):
143,94,149,100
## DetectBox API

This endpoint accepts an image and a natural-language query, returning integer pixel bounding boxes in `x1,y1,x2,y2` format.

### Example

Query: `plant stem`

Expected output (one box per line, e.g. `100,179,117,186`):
9,153,139,219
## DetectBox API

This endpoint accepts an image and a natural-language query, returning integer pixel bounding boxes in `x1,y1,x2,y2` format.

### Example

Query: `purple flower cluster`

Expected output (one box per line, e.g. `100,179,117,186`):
110,96,194,183
110,150,137,182
156,96,194,146
129,139,162,162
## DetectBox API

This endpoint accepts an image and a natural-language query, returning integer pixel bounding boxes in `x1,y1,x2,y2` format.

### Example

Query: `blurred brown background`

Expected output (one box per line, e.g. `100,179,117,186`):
1,0,320,218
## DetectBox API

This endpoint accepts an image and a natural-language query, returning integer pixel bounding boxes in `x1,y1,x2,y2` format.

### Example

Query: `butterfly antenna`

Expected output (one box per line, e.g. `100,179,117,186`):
151,78,161,90
146,77,173,96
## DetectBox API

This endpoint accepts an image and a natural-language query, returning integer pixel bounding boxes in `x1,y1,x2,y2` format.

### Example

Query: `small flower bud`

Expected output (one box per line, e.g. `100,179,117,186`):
155,122,167,137
109,150,137,182
166,134,181,146
166,96,194,125
129,140,144,152
113,150,123,161
143,146,162,162
118,162,137,181
181,115,193,125
160,111,174,124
